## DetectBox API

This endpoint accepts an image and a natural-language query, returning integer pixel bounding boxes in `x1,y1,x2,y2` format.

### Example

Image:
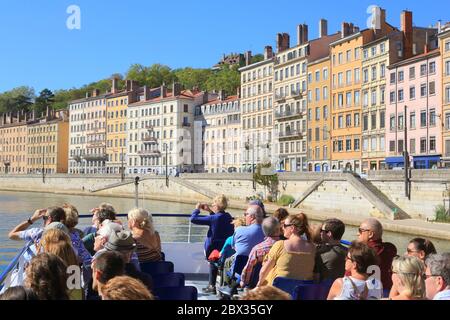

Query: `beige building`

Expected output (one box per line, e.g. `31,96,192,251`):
200,93,241,173
27,110,69,174
239,47,274,172
440,23,450,166
273,30,308,172
127,84,208,175
0,112,28,174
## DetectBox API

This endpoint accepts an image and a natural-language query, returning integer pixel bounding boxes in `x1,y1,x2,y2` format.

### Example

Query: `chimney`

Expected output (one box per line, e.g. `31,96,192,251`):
219,90,226,101
85,92,89,99
353,26,360,33
264,46,273,60
245,51,252,66
379,8,386,30
143,86,150,100
160,85,167,98
424,31,429,54
297,24,309,45
92,89,100,97
172,82,182,96
277,33,290,53
111,77,119,94
341,22,349,37
126,80,132,91
319,19,328,38
401,10,413,59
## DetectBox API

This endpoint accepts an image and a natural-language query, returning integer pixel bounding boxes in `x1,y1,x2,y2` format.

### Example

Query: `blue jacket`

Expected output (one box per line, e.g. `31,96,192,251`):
190,209,234,258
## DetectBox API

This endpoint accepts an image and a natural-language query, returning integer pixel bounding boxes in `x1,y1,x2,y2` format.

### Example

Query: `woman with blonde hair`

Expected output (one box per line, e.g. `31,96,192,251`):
257,213,316,286
38,229,83,300
390,256,426,300
190,194,234,294
127,208,162,262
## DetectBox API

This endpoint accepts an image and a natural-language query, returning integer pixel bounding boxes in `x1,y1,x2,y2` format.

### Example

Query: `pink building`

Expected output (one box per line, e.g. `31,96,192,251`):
386,48,442,169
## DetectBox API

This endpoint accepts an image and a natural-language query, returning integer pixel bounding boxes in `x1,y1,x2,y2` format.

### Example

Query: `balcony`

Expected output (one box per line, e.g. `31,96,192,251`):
138,150,161,157
275,94,286,103
275,109,304,120
279,130,304,140
182,122,191,127
83,153,108,161
291,90,303,99
145,125,154,131
87,140,104,148
142,136,158,144
72,155,82,163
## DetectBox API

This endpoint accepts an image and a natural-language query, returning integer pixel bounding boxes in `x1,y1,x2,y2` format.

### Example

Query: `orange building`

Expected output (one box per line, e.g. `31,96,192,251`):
330,11,395,172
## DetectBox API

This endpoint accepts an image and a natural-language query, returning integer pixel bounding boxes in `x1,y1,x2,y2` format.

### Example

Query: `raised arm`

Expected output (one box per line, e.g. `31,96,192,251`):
190,204,213,226
8,209,45,240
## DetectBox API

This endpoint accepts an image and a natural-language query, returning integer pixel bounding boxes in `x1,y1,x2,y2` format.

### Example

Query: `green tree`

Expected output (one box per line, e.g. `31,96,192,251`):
125,63,176,88
0,86,35,113
173,67,212,91
34,89,55,114
251,54,264,64
206,65,240,95
253,163,279,201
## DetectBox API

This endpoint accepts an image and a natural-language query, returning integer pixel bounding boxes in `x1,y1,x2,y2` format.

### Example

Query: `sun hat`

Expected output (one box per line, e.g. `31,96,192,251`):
103,230,136,252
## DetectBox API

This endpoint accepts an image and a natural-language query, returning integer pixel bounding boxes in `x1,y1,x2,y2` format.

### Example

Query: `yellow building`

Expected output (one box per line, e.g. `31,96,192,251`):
440,24,450,166
330,15,395,172
27,110,69,174
0,112,28,174
106,80,140,174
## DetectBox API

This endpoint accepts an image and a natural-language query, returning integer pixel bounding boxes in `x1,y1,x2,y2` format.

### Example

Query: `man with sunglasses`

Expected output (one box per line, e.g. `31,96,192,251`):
425,253,450,300
314,218,348,282
8,206,66,245
356,218,397,290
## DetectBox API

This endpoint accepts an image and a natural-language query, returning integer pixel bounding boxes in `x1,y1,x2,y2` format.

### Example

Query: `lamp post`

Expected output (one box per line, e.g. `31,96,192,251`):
164,143,169,187
42,144,45,184
403,105,411,200
245,138,256,191
120,147,125,182
134,176,139,207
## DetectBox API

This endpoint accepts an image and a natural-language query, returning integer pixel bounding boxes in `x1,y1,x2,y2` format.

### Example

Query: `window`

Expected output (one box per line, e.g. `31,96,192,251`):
446,86,450,104
371,47,376,57
355,48,360,60
338,116,343,128
363,114,368,131
446,113,450,130
315,127,320,141
410,139,416,154
354,138,360,151
429,61,436,74
363,69,369,83
409,67,415,79
390,73,396,84
338,53,343,64
380,111,385,129
346,92,352,106
398,139,404,153
398,114,404,130
410,86,416,100
398,89,404,102
346,70,352,85
421,84,427,97
363,91,369,107
323,106,328,119
420,64,427,76
420,138,427,153
429,81,436,95
390,115,396,131
346,138,352,151
380,43,386,53
410,112,416,129
389,140,396,152
371,113,377,130
446,41,450,52
446,60,450,76
315,107,320,121
420,111,427,127
430,136,436,152
371,90,377,106
363,49,369,60
354,68,360,83
354,91,360,106
346,50,351,62
398,71,404,82
346,114,351,127
380,64,385,78
430,109,436,127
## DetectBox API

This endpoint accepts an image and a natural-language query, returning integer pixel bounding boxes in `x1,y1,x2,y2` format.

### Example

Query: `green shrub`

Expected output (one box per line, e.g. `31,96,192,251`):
277,194,295,206
435,205,450,223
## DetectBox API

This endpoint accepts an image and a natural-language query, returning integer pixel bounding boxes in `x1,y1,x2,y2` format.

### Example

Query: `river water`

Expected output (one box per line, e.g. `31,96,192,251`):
1,190,449,273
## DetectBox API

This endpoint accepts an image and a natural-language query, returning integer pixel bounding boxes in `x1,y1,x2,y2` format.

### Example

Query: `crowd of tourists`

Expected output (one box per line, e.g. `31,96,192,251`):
0,194,449,301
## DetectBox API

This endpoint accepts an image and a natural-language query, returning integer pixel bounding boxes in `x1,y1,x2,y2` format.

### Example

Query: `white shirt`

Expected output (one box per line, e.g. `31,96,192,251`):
434,289,450,300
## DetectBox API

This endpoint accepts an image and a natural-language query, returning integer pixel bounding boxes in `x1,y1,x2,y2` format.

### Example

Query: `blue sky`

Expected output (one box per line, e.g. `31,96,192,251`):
0,0,449,94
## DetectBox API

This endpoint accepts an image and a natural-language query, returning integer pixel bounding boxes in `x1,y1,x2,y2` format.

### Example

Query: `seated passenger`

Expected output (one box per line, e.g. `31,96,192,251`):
314,218,348,282
240,285,291,300
273,208,289,240
390,256,426,300
0,286,38,300
406,238,437,262
101,276,154,300
425,253,450,300
240,217,281,288
327,241,382,300
90,251,126,300
257,213,316,286
219,217,246,262
128,208,162,262
24,253,70,300
356,218,397,290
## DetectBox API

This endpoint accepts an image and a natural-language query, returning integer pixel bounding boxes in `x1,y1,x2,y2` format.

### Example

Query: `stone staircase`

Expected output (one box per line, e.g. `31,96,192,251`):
346,173,410,220
292,178,325,208
89,179,136,192
172,178,218,199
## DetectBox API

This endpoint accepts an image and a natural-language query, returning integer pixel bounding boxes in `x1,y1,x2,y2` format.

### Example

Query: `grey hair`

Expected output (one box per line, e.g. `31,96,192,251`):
362,218,383,239
247,205,264,223
426,253,450,286
262,217,280,237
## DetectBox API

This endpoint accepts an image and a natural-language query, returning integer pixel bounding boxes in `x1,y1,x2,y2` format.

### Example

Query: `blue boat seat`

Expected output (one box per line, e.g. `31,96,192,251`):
153,272,185,289
272,277,314,297
140,261,174,276
293,280,334,300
